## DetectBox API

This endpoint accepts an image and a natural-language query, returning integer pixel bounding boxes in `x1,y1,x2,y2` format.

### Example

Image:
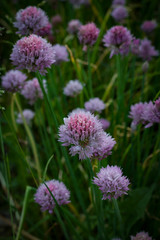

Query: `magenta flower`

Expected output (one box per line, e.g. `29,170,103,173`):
1,70,27,93
103,26,132,58
78,22,100,47
34,180,70,214
111,6,128,22
16,109,35,124
67,19,82,34
63,80,83,97
141,20,157,34
14,6,49,36
58,110,115,160
131,231,152,240
138,38,158,61
93,165,130,200
99,119,110,130
21,78,46,105
53,44,69,65
84,98,105,113
51,15,62,27
10,34,55,74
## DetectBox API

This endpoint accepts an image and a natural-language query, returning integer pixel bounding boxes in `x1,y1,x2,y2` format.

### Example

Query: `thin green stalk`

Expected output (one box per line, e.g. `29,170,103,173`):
112,198,124,238
140,73,145,101
87,48,93,98
14,94,41,182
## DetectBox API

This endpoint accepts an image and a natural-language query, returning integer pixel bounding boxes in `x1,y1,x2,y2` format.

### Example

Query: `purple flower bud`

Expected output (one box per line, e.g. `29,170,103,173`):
67,19,82,34
2,70,27,93
93,165,130,200
142,61,149,73
141,20,157,34
34,180,70,214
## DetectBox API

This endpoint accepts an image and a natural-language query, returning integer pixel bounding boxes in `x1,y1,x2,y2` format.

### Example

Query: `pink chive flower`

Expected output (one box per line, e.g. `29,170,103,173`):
21,78,46,105
103,26,132,58
58,110,115,160
142,99,160,128
67,20,82,34
1,70,27,93
10,34,55,74
128,102,147,129
111,6,128,22
53,44,69,65
63,80,83,97
84,98,105,113
78,22,100,47
99,119,110,130
112,0,125,6
16,109,35,124
34,180,70,214
51,15,62,27
141,20,157,34
138,38,159,61
131,231,152,240
14,6,49,36
93,165,130,200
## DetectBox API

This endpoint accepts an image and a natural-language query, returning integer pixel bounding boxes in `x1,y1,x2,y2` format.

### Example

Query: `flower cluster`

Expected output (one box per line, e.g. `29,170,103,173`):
53,44,69,64
93,165,130,200
21,78,46,105
138,38,158,61
63,80,83,97
16,109,35,124
34,180,70,214
131,231,152,240
141,20,157,34
59,110,115,160
103,26,132,58
84,98,105,113
14,6,50,36
10,34,56,74
2,70,27,93
129,98,160,129
78,22,99,47
67,19,82,34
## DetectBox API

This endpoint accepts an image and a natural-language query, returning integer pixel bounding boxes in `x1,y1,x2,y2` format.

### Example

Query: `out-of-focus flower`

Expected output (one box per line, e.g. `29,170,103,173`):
131,38,140,56
34,180,70,214
141,20,157,34
131,231,152,240
53,44,69,64
14,6,49,36
99,118,110,130
112,0,125,6
1,70,27,93
21,78,46,105
111,6,128,22
84,98,105,113
142,100,160,128
103,26,132,58
93,165,130,200
142,61,149,73
67,19,82,34
138,38,159,61
51,15,62,27
69,0,90,8
129,102,147,128
37,23,52,37
58,110,115,160
16,109,35,124
63,80,83,97
10,34,55,74
78,22,99,47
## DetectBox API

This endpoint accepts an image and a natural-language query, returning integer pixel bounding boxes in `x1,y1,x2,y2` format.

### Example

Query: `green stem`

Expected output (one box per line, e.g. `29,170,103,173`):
112,198,124,238
140,73,145,101
88,49,93,98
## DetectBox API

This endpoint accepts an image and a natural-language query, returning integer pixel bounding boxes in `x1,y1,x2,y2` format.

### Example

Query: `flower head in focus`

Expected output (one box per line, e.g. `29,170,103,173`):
58,110,115,160
131,231,152,240
138,38,159,61
53,44,69,65
111,6,128,22
84,98,105,113
67,19,82,34
141,20,157,34
10,34,55,74
34,180,70,214
63,80,83,97
103,26,132,58
93,165,130,200
21,78,46,104
1,70,27,93
78,22,99,48
16,109,35,124
14,6,50,36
